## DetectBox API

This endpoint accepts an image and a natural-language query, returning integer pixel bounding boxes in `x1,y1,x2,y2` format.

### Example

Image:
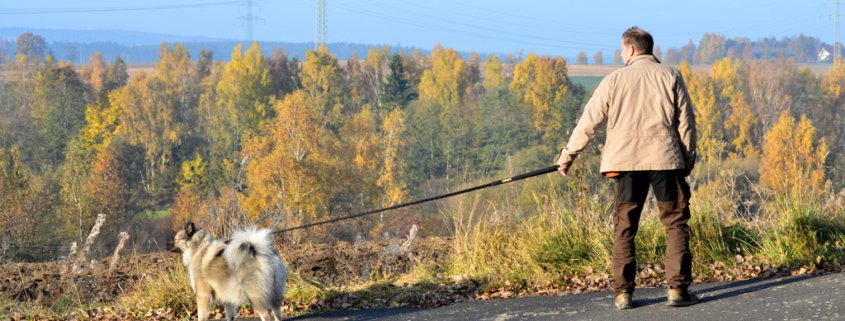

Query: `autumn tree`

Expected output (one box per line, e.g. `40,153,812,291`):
86,150,129,229
301,44,345,119
15,32,48,62
509,53,570,145
377,109,409,206
363,47,390,109
81,52,109,102
760,112,828,204
115,43,201,199
418,46,469,110
710,58,758,158
482,54,505,93
242,90,330,237
416,46,475,179
680,62,723,161
114,73,175,196
345,52,365,108
204,42,274,184
820,63,845,188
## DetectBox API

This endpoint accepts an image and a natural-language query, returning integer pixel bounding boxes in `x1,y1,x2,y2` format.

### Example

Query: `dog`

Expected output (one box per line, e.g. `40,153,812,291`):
167,222,286,321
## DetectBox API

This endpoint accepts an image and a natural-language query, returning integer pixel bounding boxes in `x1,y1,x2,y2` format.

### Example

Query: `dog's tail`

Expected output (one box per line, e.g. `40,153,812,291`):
223,227,276,270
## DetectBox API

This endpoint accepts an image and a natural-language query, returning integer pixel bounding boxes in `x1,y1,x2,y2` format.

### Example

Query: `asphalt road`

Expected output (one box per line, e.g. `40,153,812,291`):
248,272,845,321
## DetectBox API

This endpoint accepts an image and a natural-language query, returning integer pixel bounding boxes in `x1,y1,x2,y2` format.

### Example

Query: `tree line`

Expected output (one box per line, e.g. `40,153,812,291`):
574,34,831,65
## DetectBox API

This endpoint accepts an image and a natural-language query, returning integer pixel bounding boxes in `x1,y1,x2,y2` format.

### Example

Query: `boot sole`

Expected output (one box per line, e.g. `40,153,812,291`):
666,300,698,307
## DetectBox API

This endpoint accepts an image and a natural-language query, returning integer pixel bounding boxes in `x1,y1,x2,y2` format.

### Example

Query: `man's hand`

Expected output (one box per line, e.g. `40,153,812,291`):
555,150,574,177
558,162,571,176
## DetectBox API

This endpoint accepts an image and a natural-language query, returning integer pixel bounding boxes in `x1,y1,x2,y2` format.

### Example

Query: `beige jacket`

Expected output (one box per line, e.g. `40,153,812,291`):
558,54,696,173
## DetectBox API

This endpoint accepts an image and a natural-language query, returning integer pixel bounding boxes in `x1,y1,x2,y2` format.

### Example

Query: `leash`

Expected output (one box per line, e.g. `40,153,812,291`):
271,165,561,235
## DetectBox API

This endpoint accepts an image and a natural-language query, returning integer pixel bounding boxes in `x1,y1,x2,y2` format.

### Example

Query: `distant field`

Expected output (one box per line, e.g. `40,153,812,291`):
569,76,602,93
121,62,834,80
568,63,833,77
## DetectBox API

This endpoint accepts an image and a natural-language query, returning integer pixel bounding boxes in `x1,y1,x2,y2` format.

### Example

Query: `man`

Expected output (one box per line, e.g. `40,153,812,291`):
555,26,697,310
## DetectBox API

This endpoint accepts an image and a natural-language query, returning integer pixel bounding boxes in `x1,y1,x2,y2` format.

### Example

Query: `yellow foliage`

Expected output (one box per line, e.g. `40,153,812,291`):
685,70,722,161
377,109,408,206
177,153,206,189
711,58,758,159
80,96,122,153
711,58,737,96
217,42,273,132
418,46,468,109
823,61,845,97
242,90,329,230
678,61,692,82
509,53,569,143
301,44,343,112
760,112,828,203
80,51,107,99
483,54,504,93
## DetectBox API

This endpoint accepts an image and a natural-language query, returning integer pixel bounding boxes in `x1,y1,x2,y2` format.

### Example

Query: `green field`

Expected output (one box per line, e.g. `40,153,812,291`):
569,76,603,93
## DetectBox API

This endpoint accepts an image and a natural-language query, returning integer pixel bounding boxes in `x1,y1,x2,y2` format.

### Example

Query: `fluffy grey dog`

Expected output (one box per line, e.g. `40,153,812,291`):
167,222,286,321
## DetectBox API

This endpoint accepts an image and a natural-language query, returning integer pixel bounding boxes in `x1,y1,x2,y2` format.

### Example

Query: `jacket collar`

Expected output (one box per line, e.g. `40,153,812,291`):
625,54,661,66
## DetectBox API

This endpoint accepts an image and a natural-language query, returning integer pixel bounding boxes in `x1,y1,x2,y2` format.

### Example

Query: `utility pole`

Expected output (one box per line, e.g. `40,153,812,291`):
315,0,326,50
236,0,263,42
837,0,841,65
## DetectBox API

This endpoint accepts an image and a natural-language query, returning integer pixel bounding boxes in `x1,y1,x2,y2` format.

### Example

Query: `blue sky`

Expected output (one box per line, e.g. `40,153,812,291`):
0,0,836,57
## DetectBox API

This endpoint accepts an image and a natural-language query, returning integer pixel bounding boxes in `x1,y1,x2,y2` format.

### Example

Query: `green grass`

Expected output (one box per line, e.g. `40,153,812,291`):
118,261,195,318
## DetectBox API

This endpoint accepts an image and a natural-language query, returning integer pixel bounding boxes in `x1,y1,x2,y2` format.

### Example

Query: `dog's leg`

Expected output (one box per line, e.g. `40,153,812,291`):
196,292,212,321
251,301,272,321
271,307,283,321
223,303,238,321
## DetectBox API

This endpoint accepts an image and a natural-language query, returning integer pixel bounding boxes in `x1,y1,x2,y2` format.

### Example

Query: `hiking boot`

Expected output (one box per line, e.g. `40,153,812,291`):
614,293,632,310
666,288,698,307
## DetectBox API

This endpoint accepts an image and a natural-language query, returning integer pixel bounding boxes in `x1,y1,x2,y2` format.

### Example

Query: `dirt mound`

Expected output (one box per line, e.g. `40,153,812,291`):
0,237,451,305
0,253,171,304
284,237,450,286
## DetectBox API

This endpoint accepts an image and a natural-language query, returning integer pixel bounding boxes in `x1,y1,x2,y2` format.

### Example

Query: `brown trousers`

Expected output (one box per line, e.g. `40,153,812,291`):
611,170,692,295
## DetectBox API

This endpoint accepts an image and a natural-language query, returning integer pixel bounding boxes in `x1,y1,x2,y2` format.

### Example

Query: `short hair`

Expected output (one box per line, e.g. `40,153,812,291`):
622,26,654,55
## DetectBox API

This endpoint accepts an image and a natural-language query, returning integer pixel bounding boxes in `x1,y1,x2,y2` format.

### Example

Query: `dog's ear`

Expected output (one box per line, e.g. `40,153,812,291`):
185,221,197,238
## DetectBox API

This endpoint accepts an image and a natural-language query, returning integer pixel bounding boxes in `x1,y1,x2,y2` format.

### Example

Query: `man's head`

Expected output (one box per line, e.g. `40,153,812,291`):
620,26,654,65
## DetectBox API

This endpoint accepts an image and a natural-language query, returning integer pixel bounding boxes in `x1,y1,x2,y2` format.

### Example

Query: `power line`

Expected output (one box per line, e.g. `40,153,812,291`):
387,0,618,36
358,0,612,49
0,1,243,15
332,1,612,51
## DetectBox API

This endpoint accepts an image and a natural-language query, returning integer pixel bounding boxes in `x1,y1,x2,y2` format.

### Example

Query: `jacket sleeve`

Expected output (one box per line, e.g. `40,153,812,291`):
674,72,697,173
557,77,610,166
